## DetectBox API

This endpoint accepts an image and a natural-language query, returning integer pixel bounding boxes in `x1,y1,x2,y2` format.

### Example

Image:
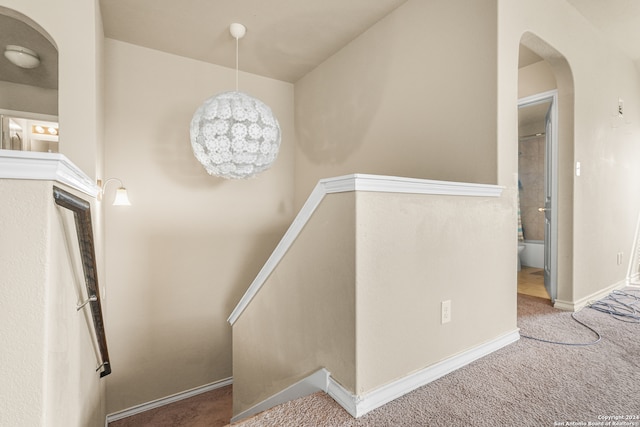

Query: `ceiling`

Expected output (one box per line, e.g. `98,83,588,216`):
99,0,408,83
99,0,640,83
566,0,640,69
518,46,544,69
1,1,640,92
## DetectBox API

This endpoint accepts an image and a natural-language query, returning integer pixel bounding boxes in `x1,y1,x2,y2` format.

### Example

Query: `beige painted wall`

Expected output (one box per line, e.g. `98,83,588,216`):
232,192,357,415
0,180,49,426
0,180,105,426
518,60,556,99
355,191,515,393
103,39,295,412
294,0,498,208
498,0,640,303
0,81,58,115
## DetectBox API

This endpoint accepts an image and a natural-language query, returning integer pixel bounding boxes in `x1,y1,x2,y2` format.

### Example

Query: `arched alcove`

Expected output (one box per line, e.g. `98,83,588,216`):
0,6,58,152
518,32,575,305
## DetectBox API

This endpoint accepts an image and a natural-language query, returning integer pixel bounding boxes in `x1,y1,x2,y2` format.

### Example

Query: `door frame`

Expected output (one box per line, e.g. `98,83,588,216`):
518,89,558,302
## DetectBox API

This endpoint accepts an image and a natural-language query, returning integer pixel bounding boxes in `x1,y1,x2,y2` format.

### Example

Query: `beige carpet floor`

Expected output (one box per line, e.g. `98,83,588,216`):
233,292,640,426
110,291,640,426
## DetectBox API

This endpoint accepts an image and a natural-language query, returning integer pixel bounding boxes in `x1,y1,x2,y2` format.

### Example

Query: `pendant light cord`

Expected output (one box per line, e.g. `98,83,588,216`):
235,35,239,92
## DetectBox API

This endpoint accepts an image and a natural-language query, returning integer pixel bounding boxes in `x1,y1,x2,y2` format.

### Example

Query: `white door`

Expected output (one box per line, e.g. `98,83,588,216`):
518,90,558,302
542,98,558,302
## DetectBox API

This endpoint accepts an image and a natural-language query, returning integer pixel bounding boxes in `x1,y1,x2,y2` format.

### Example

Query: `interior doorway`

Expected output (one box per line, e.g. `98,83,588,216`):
517,33,575,309
517,91,557,301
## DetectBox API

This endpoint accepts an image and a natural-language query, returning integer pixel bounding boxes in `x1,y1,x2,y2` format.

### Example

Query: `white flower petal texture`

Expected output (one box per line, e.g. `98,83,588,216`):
190,91,281,179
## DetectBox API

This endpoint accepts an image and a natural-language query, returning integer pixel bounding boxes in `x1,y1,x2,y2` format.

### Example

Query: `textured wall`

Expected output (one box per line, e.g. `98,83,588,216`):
355,191,515,393
294,0,499,208
0,180,105,426
0,180,49,426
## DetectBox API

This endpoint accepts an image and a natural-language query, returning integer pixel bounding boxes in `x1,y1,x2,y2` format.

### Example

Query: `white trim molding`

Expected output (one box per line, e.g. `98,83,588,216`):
231,369,330,423
227,174,503,324
554,279,629,312
232,330,519,421
105,377,233,425
327,330,520,418
122,331,517,425
0,149,99,197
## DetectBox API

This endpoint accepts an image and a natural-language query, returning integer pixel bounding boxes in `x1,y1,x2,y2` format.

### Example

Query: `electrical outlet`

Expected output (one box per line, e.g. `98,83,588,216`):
441,300,452,324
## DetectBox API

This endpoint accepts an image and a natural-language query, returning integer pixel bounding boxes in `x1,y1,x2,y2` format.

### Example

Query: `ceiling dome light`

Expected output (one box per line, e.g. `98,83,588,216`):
4,45,40,69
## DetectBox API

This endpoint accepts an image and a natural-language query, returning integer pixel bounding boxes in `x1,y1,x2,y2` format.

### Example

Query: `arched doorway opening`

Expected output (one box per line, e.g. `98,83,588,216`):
517,33,575,307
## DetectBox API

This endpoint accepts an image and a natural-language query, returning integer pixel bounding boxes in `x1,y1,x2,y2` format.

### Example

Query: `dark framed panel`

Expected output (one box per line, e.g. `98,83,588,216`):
53,186,111,378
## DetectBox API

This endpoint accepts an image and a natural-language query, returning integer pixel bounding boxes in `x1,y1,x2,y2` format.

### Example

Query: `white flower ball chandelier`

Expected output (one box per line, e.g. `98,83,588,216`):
190,23,281,179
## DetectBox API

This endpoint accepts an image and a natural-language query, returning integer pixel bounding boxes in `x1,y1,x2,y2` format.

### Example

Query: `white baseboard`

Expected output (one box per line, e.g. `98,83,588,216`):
328,330,520,418
105,377,232,426
114,330,518,424
554,279,628,312
229,330,519,422
231,368,329,423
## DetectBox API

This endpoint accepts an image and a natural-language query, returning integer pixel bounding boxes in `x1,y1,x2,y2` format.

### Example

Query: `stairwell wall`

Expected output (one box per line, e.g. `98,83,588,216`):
232,192,357,415
103,39,296,413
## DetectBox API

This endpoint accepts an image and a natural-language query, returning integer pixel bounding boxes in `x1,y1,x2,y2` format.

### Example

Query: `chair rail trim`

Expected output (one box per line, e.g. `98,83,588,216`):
227,174,503,325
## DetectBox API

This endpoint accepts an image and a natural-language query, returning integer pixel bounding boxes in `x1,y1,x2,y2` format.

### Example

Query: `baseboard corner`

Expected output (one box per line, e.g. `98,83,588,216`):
231,368,330,423
327,329,520,418
555,280,629,312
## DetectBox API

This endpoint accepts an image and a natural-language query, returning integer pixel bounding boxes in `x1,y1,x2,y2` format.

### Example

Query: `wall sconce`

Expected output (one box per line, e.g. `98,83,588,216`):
97,178,131,206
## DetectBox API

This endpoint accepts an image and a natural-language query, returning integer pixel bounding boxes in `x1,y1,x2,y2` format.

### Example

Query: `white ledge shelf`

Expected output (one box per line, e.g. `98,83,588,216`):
228,174,503,324
0,149,99,197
